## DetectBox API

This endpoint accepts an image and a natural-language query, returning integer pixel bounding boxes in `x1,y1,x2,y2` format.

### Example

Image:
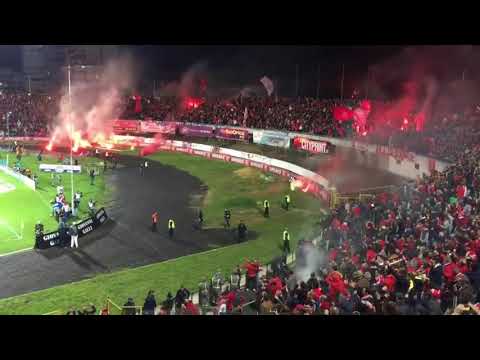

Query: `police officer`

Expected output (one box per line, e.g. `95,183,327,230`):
211,270,224,304
238,220,247,243
198,278,210,308
263,199,270,218
151,211,159,232
283,227,291,255
284,194,291,211
224,208,231,229
168,219,175,238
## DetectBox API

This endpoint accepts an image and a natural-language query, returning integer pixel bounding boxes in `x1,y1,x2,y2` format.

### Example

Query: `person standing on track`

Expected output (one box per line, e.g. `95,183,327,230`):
283,228,291,255
168,219,175,238
69,224,79,249
89,168,95,185
140,162,144,176
238,220,247,243
151,211,159,232
263,199,270,218
284,194,291,211
224,208,231,229
198,209,204,229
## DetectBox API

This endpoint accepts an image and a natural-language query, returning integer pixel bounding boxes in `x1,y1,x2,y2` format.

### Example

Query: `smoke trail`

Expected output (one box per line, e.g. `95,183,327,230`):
48,55,138,149
366,46,477,133
294,236,328,282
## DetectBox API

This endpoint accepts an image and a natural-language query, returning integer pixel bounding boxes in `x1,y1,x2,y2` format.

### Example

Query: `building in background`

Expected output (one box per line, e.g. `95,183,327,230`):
22,45,49,93
22,45,121,92
0,68,25,91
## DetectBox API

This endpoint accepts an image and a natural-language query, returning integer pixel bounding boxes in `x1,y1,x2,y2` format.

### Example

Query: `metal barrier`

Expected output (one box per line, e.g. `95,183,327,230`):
106,298,142,315
42,309,63,315
102,250,297,315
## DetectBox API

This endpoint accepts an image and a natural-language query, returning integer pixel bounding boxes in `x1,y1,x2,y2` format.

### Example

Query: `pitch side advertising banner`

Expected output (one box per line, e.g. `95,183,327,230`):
35,208,109,249
112,119,140,133
292,137,334,154
39,164,82,173
140,121,177,135
252,130,290,149
178,124,215,138
215,127,250,142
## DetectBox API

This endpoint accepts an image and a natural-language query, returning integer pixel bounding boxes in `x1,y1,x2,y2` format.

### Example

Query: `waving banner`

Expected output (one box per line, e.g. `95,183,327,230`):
260,76,274,96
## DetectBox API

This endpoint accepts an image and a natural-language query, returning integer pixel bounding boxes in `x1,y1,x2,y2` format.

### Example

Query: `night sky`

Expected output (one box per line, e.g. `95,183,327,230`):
0,45,406,96
128,45,405,97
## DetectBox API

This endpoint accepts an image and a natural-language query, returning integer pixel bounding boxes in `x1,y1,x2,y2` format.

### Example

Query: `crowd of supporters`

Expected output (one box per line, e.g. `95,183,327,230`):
150,141,479,315
0,91,54,137
188,147,480,315
2,89,480,162
3,88,477,315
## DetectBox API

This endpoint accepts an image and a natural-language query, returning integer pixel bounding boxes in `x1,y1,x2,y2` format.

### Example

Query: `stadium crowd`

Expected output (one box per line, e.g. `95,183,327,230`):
2,89,480,315
2,89,480,162
0,91,54,137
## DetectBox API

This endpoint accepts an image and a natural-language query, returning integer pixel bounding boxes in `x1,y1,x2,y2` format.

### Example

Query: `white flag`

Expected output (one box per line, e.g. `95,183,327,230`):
260,76,274,96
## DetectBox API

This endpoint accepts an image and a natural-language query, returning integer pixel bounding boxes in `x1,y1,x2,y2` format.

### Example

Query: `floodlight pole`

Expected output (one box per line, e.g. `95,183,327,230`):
68,63,74,210
340,63,345,101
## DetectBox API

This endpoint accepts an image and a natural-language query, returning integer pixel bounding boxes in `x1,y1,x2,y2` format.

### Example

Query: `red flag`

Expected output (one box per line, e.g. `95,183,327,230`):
134,95,142,114
333,106,353,122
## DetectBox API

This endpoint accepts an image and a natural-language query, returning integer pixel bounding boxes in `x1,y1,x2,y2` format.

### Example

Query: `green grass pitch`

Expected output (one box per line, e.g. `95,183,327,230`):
0,151,109,255
0,150,326,314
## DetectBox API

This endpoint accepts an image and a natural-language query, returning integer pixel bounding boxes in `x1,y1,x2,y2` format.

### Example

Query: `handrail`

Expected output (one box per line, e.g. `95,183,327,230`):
42,309,62,315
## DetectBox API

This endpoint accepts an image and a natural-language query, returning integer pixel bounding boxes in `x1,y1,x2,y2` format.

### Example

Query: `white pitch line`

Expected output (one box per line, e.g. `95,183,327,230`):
0,247,33,257
0,219,22,240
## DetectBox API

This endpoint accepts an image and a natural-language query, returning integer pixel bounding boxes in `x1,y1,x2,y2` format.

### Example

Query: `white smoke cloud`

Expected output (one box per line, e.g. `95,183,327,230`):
294,237,328,282
48,55,138,148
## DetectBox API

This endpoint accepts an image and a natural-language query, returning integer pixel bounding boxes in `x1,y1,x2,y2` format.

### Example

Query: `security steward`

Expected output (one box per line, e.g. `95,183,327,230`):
238,220,247,243
284,194,291,211
151,211,159,232
168,219,175,238
224,208,231,229
283,228,291,255
263,199,270,218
